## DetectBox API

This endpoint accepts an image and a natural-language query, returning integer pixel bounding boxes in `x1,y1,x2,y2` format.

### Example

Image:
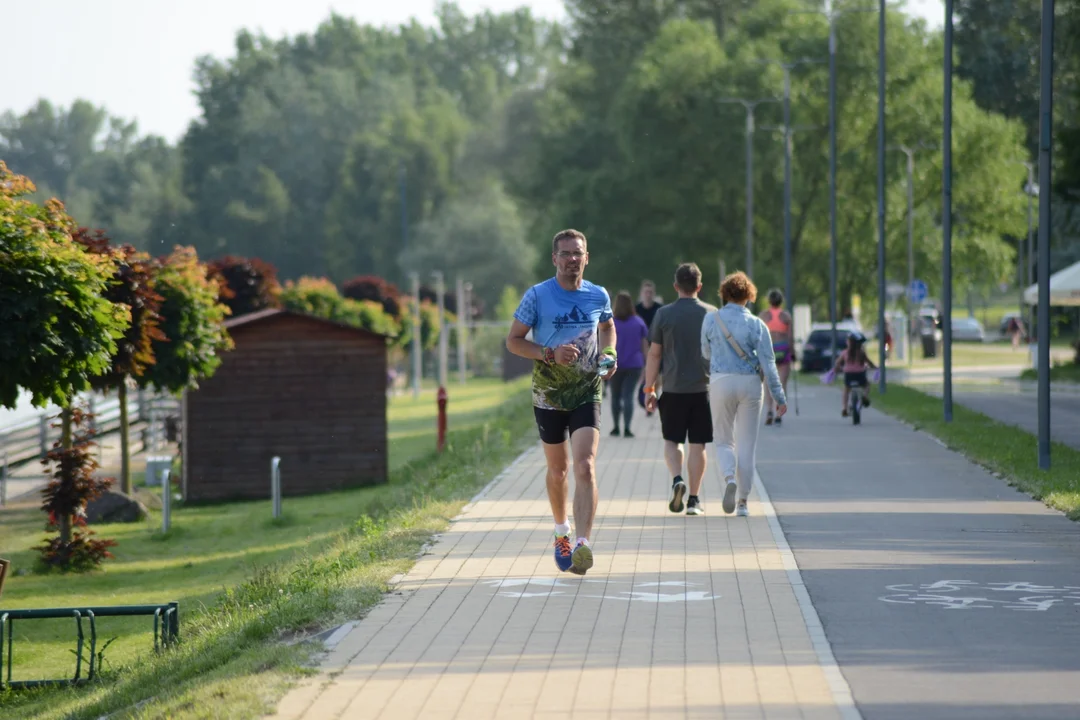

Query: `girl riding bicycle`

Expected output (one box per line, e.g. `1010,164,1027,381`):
834,332,876,417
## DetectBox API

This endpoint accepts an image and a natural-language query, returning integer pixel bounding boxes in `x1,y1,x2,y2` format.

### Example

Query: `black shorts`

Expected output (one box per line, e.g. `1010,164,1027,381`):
844,371,869,388
534,403,602,445
658,392,713,444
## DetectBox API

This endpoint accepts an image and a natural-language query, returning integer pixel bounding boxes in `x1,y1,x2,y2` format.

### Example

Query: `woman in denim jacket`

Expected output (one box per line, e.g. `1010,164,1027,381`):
700,272,787,516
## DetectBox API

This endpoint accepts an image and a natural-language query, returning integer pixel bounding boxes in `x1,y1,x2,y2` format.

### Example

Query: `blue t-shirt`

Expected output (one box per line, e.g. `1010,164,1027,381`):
514,278,613,411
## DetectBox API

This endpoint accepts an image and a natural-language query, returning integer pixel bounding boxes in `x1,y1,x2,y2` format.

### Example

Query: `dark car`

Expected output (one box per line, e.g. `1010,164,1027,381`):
800,328,851,373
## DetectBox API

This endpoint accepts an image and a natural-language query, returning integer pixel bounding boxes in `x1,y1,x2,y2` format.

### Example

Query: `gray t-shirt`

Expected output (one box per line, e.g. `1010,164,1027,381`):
648,297,717,394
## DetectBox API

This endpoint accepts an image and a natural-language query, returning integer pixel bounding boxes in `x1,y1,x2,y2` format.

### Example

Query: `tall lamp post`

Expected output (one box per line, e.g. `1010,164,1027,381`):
718,97,781,278
1035,0,1055,470
757,57,824,316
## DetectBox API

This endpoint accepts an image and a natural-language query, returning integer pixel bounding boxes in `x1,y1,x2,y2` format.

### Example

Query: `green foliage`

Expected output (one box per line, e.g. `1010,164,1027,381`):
279,276,399,339
71,228,165,388
0,161,130,409
495,285,520,321
144,246,233,394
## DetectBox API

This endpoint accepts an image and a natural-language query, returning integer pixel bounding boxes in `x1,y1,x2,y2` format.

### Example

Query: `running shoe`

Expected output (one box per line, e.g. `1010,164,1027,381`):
554,533,574,572
736,502,749,517
669,477,687,513
686,496,704,515
569,541,593,575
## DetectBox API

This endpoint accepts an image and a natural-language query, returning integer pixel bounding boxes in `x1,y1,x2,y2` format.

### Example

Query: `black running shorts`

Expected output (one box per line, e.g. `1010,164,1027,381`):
534,403,602,445
658,391,713,444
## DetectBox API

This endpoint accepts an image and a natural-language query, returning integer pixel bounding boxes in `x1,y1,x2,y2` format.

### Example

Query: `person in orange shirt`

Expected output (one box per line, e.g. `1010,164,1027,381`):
759,289,794,425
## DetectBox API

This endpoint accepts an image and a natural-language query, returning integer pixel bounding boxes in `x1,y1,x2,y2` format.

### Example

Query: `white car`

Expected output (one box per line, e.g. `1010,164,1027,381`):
950,316,986,343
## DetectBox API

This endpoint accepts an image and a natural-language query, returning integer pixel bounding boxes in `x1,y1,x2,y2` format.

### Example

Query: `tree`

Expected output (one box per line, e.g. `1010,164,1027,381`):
144,247,233,395
207,254,282,317
36,404,117,572
71,228,165,495
398,184,536,312
0,162,130,410
280,276,399,338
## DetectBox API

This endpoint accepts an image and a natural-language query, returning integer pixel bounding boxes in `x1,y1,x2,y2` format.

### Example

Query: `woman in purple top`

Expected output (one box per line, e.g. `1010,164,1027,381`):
610,291,649,437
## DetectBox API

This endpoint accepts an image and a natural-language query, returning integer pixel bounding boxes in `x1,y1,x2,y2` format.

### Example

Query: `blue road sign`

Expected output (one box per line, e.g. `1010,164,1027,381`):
908,279,928,304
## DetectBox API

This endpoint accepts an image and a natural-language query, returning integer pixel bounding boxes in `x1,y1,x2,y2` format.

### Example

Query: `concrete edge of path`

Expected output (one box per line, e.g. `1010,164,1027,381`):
755,470,864,720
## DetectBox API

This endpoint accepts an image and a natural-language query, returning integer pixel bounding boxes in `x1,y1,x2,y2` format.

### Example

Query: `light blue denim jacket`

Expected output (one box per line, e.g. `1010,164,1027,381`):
700,303,787,406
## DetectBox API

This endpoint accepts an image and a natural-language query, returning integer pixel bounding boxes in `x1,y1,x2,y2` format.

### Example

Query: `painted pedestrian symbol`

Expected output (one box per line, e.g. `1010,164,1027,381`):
880,579,1080,612
483,578,719,603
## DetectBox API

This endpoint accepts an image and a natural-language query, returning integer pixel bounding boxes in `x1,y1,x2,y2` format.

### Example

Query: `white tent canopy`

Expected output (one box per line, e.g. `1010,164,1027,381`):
1024,260,1080,306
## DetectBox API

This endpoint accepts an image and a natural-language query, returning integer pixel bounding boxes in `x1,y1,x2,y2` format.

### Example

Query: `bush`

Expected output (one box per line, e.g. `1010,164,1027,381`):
208,255,282,317
341,275,403,318
36,404,118,572
281,276,401,340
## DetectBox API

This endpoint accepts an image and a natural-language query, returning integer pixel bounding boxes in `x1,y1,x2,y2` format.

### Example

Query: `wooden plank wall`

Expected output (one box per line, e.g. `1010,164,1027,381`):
186,314,388,502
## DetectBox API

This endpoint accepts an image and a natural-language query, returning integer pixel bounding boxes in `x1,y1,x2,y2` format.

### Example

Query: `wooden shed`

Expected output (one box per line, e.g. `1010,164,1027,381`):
182,308,388,502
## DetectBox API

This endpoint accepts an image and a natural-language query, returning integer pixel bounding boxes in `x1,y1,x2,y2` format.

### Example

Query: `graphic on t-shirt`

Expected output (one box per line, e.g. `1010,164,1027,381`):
514,279,612,411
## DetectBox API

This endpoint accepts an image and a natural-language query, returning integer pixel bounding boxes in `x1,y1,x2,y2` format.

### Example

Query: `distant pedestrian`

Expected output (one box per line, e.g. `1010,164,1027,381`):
642,263,716,516
701,272,787,517
610,291,648,438
759,289,793,426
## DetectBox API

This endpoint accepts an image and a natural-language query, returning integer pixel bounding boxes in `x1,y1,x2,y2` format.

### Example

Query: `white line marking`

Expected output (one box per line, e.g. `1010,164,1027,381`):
754,470,863,720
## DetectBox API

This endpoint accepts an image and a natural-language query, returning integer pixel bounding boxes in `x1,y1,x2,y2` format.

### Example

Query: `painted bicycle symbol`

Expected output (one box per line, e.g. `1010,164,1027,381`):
880,580,1080,612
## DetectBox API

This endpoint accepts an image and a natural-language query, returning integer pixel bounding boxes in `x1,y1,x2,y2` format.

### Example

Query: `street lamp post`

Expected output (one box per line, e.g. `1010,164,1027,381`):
793,2,876,368
409,271,421,398
876,0,887,394
1036,0,1055,470
943,0,955,422
718,98,781,278
758,58,823,316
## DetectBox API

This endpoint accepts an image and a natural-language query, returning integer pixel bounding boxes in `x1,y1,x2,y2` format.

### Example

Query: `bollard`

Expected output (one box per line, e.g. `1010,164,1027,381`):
437,387,448,452
161,469,171,533
271,457,282,519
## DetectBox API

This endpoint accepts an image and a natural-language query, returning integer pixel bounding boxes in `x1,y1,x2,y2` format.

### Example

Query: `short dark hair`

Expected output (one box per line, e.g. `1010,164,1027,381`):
720,271,758,304
768,288,784,307
552,229,587,254
674,263,702,294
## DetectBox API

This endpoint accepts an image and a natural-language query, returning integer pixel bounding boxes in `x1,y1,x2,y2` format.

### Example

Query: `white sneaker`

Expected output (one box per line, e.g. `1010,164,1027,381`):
722,480,737,514
736,502,749,517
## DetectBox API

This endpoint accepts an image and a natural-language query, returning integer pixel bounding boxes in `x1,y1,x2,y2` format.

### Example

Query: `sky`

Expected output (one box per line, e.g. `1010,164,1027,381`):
4,0,944,143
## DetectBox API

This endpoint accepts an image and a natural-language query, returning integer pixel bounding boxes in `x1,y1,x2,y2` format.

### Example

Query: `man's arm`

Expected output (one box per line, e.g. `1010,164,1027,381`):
506,319,545,361
643,341,663,391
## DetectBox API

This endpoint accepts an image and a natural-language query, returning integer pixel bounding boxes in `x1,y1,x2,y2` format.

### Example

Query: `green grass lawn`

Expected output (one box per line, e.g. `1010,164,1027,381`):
871,384,1080,519
1019,361,1080,384
0,376,533,719
867,338,1073,369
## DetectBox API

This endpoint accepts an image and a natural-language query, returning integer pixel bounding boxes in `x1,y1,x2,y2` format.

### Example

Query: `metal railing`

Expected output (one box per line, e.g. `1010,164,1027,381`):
0,391,180,471
0,602,179,689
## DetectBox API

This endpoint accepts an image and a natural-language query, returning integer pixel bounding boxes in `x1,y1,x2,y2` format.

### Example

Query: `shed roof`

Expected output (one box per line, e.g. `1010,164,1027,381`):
223,308,391,340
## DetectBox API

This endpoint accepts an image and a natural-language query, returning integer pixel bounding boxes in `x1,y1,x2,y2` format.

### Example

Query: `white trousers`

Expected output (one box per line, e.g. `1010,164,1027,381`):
708,374,764,501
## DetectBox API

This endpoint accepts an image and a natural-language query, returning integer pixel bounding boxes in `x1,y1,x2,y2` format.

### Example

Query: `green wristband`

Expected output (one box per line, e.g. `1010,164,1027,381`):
601,346,617,358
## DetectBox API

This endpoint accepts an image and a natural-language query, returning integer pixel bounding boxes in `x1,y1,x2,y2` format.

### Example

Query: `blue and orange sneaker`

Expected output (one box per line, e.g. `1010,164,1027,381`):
553,533,574,572
569,540,593,575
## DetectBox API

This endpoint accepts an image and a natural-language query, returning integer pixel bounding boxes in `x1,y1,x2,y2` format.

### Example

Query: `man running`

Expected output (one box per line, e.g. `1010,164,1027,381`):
642,263,716,516
506,229,616,575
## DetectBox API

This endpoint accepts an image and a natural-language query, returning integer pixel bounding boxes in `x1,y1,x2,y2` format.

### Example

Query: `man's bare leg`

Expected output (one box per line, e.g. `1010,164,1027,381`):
542,441,571,525
686,443,707,496
568,427,599,574
664,440,684,479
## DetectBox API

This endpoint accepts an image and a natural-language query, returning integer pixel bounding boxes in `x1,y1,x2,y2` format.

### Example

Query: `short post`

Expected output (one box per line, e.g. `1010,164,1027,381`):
271,456,282,519
161,469,172,533
167,600,180,644
1,450,7,507
437,387,448,452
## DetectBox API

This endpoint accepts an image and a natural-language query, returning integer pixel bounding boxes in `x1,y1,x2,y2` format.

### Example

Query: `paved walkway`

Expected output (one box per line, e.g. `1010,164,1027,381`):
276,399,855,719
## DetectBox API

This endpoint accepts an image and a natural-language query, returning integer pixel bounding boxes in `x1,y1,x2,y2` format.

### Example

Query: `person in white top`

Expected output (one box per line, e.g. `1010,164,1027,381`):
700,272,787,516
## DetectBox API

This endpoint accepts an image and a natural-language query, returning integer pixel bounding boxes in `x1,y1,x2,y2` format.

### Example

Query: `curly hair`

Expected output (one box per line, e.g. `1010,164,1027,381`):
720,271,758,305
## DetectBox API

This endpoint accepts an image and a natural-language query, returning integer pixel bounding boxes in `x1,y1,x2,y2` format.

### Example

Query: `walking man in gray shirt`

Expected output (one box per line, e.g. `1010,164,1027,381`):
642,263,716,516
